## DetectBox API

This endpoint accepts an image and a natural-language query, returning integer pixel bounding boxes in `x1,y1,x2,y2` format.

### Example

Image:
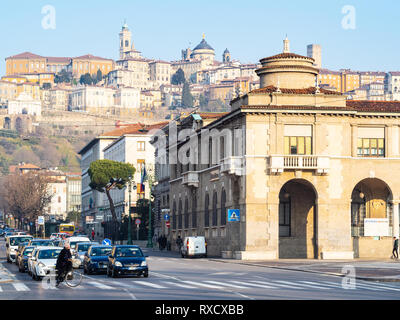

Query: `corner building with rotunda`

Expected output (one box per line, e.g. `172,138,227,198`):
166,39,400,260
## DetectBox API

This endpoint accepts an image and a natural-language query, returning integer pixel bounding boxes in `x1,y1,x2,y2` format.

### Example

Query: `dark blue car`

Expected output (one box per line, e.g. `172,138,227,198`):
17,246,34,273
107,245,148,278
83,245,112,274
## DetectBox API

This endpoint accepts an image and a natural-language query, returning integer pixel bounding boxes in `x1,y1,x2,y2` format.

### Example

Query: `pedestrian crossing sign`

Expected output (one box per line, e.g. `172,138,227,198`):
228,209,240,222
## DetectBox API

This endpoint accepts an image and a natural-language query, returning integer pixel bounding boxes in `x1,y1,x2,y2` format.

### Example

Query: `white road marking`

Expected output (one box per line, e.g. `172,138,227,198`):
180,280,223,289
0,286,3,292
252,280,297,289
204,280,247,289
133,281,167,289
231,280,276,289
275,280,329,290
88,281,114,290
163,281,197,289
12,283,30,291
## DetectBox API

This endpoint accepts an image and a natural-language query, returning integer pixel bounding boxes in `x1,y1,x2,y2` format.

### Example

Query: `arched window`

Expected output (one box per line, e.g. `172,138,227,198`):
184,198,189,229
204,194,209,227
212,191,218,226
178,199,182,229
172,201,177,230
192,195,197,228
220,189,226,225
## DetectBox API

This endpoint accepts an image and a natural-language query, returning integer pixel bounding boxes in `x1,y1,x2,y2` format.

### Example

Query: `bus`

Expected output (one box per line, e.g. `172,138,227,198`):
59,224,75,236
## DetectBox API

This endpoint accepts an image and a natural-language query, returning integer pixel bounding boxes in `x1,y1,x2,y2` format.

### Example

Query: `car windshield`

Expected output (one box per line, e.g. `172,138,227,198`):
115,247,143,257
10,237,32,246
38,249,61,259
90,247,112,256
23,248,34,255
77,243,92,252
32,241,55,246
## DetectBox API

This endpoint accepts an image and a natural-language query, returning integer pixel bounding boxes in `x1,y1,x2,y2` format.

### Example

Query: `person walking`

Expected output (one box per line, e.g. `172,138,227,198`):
91,228,95,241
392,237,399,259
176,236,183,251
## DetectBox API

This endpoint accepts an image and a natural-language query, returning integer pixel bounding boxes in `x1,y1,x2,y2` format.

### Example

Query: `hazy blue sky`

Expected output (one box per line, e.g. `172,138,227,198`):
0,0,399,75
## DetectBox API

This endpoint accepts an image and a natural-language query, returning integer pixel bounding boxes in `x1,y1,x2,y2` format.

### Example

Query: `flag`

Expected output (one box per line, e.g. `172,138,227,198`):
140,165,147,193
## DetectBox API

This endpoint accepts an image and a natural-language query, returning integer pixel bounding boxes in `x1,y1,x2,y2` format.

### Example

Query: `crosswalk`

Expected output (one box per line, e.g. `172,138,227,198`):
0,277,400,294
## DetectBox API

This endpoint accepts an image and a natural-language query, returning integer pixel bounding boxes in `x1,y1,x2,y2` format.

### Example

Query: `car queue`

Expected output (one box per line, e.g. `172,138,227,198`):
1,226,149,282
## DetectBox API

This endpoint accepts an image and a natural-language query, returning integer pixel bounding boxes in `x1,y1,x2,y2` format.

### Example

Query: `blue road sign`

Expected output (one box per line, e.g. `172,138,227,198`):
228,209,240,222
102,238,112,246
164,214,170,221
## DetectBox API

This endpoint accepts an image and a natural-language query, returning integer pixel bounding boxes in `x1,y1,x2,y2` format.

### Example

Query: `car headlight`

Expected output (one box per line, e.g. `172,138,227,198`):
114,261,122,267
79,255,84,260
141,261,147,267
38,262,45,268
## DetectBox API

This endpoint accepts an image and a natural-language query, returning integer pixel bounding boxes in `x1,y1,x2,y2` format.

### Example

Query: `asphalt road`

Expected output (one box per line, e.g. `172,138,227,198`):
1,239,400,300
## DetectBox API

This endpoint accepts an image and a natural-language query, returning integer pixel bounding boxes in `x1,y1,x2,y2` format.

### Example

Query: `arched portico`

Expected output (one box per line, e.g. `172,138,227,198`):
278,179,318,259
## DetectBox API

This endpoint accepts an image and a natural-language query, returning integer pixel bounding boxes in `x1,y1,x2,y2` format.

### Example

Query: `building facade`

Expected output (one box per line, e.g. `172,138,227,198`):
164,39,400,260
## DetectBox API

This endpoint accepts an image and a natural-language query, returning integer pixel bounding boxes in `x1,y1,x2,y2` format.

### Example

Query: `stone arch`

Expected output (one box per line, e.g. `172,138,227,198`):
278,179,318,259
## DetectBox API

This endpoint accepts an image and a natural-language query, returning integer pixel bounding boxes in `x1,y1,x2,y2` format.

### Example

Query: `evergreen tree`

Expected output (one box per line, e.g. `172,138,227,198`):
171,68,185,85
182,81,194,108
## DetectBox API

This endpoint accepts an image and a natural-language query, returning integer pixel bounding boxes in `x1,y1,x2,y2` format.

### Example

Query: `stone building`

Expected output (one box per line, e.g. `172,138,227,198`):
163,38,400,260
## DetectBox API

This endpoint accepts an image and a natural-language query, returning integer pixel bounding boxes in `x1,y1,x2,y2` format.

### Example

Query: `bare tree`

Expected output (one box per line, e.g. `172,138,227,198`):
0,172,53,229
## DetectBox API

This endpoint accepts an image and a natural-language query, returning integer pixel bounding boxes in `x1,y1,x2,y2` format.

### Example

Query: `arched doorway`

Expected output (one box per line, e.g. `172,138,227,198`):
278,179,317,259
351,178,393,257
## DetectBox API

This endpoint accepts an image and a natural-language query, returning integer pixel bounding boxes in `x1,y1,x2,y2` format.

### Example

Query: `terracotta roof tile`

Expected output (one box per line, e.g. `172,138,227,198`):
250,85,342,95
260,52,314,63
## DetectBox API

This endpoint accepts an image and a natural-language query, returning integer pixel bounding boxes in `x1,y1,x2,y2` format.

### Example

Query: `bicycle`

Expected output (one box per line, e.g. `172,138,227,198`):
56,258,83,288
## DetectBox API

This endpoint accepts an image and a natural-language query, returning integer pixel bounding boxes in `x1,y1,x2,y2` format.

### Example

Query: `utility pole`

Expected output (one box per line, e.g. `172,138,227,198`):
127,178,133,245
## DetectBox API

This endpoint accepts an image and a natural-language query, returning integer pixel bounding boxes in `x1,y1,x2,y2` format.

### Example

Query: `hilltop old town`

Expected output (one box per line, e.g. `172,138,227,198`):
1,13,400,303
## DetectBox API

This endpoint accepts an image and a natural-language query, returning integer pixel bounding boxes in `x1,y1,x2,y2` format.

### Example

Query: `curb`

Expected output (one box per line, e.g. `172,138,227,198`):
209,259,400,283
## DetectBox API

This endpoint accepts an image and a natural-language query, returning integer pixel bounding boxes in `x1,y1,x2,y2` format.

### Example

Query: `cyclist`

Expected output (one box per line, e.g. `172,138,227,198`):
56,242,72,286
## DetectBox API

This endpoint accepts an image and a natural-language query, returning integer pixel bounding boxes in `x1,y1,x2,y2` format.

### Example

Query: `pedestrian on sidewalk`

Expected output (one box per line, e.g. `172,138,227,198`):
176,236,183,251
392,236,399,259
91,228,95,241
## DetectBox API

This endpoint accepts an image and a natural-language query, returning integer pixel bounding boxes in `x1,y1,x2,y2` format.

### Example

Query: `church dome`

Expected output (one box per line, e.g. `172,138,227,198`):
193,38,214,51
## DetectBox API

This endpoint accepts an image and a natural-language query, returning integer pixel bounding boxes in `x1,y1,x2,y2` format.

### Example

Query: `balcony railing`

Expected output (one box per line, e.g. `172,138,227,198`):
269,155,330,175
182,171,199,188
220,156,244,176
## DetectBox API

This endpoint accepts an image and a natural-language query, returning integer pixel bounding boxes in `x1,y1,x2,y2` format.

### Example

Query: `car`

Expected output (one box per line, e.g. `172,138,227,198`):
83,245,112,274
15,241,31,265
65,236,91,254
28,239,57,247
107,245,148,278
27,247,41,276
30,247,62,281
6,235,33,263
17,246,35,273
73,242,99,268
180,236,207,258
50,233,69,240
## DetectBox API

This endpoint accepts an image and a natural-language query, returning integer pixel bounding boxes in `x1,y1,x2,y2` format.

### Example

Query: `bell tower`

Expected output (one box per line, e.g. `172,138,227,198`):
119,20,132,59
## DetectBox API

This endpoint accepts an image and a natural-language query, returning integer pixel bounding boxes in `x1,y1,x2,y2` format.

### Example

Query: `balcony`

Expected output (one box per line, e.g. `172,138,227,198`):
220,156,244,176
269,155,330,175
182,171,199,188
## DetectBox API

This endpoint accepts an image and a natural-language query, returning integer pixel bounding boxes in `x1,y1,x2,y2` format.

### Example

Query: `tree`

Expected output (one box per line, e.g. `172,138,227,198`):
96,69,103,84
88,160,135,243
171,68,185,85
199,94,208,109
182,81,194,108
66,210,81,226
0,172,52,230
54,70,72,84
79,73,94,85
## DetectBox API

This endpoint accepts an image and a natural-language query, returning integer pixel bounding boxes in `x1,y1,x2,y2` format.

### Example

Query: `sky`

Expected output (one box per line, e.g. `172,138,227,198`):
0,0,399,75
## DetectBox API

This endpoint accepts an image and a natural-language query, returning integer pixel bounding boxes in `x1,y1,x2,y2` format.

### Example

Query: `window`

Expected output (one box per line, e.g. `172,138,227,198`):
220,189,226,226
357,138,384,157
279,194,291,237
178,199,182,229
357,127,385,157
184,198,189,229
204,194,209,227
284,125,312,155
284,136,312,155
192,196,197,228
212,192,218,226
137,141,145,151
172,201,177,230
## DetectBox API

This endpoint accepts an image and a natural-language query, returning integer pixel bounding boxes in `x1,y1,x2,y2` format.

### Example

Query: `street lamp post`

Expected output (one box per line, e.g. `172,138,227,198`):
127,178,133,245
146,169,154,248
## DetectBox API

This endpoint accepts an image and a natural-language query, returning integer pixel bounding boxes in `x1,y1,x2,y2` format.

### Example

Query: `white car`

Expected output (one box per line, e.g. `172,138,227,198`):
180,236,207,258
30,247,62,281
6,235,33,263
65,236,91,254
27,247,41,276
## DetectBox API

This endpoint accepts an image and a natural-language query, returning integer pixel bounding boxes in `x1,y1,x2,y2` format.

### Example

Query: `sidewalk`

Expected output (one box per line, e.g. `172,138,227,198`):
208,258,400,282
0,261,15,283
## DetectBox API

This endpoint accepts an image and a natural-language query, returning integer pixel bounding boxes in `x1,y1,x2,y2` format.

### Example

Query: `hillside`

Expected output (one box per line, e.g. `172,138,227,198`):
0,129,94,175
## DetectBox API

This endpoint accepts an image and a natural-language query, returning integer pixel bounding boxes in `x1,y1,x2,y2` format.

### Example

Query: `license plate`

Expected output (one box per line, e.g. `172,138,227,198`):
128,267,137,270
100,265,106,268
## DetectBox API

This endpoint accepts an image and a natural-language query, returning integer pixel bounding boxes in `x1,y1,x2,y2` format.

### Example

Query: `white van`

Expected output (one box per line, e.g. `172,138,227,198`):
63,236,90,254
180,236,207,258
